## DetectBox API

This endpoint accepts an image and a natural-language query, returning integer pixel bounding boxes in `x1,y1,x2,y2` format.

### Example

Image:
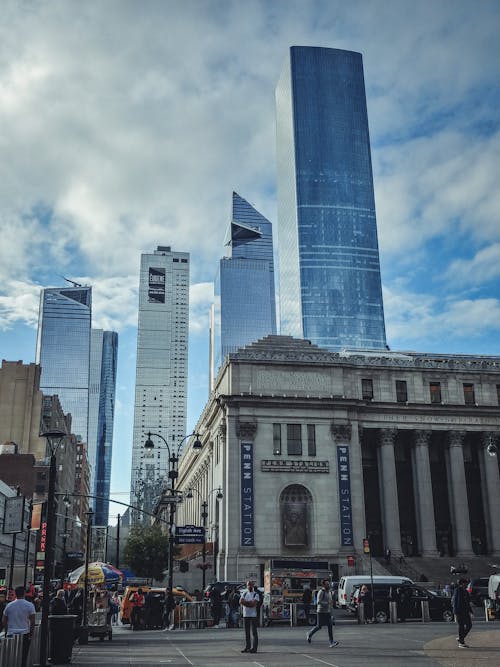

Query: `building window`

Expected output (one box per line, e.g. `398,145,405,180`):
287,424,302,456
307,425,316,456
463,383,475,405
497,385,500,406
362,378,374,400
280,484,312,547
273,423,282,455
430,382,442,404
396,380,408,403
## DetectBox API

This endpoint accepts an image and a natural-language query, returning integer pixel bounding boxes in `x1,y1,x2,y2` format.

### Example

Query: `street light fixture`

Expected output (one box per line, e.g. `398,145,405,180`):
39,427,66,667
185,486,223,590
143,431,201,592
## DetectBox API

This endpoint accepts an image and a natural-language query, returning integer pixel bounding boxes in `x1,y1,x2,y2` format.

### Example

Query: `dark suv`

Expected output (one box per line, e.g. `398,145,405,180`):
204,581,244,599
351,583,454,623
467,577,490,606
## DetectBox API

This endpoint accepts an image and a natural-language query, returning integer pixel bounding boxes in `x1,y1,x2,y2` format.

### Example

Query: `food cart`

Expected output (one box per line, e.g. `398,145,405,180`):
86,589,112,641
263,559,331,625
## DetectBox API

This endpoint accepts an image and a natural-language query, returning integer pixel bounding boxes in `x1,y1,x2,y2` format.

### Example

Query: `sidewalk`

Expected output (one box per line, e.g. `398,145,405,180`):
424,629,500,666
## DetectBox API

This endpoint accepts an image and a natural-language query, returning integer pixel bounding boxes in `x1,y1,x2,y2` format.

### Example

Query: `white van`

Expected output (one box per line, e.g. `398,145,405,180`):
337,575,413,609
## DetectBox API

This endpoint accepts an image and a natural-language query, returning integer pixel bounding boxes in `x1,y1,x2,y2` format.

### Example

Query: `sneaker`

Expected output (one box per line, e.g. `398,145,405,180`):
458,643,469,649
306,633,311,644
330,641,339,648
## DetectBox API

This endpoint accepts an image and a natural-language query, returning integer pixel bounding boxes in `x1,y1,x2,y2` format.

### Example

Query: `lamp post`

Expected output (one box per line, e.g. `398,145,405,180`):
143,431,202,592
79,507,94,645
39,428,66,667
185,487,223,591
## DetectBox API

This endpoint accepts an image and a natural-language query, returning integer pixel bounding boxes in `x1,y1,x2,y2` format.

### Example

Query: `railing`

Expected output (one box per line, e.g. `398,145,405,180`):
0,625,40,667
176,601,213,629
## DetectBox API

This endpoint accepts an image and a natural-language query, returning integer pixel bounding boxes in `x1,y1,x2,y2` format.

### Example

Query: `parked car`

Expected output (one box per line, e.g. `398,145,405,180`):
350,583,454,623
467,577,490,606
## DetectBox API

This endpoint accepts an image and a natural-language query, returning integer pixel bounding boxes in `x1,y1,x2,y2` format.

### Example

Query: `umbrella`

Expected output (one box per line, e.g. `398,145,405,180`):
67,561,123,587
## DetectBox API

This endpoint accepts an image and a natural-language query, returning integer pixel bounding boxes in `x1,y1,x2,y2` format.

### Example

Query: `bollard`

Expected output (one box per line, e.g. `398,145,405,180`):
421,600,430,622
358,602,365,624
389,601,398,623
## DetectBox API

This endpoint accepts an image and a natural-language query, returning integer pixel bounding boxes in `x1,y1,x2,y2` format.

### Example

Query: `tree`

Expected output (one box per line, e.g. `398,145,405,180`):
123,525,170,581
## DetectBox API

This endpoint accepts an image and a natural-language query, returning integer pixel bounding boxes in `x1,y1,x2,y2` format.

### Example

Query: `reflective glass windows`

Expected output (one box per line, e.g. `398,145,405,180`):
276,46,387,350
396,380,408,403
463,383,475,405
430,382,442,404
287,424,302,456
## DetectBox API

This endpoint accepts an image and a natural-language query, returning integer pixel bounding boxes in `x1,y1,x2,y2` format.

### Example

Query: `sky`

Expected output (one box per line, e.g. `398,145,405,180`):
1,0,499,514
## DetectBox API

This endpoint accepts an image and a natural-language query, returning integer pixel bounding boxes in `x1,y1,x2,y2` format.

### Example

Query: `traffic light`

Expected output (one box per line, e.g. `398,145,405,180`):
179,560,189,572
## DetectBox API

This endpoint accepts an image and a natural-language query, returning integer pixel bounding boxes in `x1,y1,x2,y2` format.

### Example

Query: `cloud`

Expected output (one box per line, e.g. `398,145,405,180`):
384,284,500,347
189,282,214,335
0,280,41,330
445,243,500,287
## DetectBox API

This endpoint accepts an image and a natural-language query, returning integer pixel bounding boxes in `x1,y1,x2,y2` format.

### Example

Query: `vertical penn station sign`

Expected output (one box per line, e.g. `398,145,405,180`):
337,446,353,547
240,442,254,546
148,267,166,303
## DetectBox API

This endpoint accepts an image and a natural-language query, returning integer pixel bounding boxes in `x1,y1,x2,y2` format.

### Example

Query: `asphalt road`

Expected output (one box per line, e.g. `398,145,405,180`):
70,613,500,667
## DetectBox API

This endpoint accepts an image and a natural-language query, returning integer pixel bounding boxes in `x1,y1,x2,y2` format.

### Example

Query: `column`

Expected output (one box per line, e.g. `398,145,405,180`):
480,432,500,555
412,430,438,556
446,431,473,556
377,429,402,555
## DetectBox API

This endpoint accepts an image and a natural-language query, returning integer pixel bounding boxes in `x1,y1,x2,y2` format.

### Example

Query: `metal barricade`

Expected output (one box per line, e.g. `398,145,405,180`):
0,626,40,667
420,600,430,622
177,601,212,629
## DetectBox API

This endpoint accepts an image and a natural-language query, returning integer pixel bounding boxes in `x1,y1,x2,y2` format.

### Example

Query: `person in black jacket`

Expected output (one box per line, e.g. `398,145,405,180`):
50,589,68,615
452,578,473,648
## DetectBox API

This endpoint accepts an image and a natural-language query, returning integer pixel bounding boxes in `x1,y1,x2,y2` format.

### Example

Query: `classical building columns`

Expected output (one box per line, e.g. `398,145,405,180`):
411,430,438,556
480,432,500,555
377,429,402,555
446,431,473,556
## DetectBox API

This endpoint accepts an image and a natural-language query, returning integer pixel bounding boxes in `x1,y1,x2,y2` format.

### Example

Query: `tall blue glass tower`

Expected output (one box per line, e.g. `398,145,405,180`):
276,46,387,350
36,286,92,442
211,192,276,384
89,329,118,525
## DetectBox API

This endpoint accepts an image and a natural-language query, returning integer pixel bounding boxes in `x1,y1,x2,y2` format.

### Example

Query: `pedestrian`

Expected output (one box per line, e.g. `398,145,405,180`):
2,585,36,667
165,588,176,629
240,580,259,654
110,591,121,625
301,586,312,623
359,584,373,623
50,589,68,615
452,578,473,648
228,587,241,628
209,586,222,628
306,579,338,648
131,587,145,630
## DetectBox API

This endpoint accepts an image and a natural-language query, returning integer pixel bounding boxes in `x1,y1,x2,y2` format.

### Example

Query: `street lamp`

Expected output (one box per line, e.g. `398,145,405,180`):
143,431,201,592
39,428,66,667
185,486,223,590
79,507,94,645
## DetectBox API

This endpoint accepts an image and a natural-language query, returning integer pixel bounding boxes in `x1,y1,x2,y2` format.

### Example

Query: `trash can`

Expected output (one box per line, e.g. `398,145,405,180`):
49,615,77,664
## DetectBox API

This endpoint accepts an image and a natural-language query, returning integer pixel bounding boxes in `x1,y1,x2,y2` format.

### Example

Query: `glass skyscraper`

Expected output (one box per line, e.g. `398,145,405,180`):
89,329,118,525
211,192,276,386
36,286,92,443
276,46,387,350
130,246,189,521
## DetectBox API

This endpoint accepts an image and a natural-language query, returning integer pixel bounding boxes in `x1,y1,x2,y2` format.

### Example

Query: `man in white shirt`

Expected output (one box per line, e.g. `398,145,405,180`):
240,580,259,654
2,586,36,667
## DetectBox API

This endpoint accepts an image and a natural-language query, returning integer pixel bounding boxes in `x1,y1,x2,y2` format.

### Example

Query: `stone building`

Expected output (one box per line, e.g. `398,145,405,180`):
0,360,46,457
176,336,500,585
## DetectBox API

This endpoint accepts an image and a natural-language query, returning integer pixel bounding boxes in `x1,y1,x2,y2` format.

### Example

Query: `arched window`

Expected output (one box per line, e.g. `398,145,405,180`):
280,485,312,547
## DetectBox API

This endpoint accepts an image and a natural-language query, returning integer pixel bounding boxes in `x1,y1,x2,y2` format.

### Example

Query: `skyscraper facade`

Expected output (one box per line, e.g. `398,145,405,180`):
130,246,189,520
89,329,118,525
276,46,387,351
211,192,276,385
36,286,92,442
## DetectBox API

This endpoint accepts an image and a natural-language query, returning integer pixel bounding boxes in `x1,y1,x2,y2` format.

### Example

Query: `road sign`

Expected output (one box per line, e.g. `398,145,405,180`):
175,525,204,544
3,495,25,534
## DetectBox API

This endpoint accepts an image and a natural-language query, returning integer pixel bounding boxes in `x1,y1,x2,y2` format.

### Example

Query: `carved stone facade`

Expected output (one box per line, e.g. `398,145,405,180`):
176,336,500,588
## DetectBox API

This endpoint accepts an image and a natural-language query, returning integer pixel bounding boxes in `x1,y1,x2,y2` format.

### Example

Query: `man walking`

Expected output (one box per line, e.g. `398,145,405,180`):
2,586,36,667
240,580,259,654
452,578,473,648
306,579,338,648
